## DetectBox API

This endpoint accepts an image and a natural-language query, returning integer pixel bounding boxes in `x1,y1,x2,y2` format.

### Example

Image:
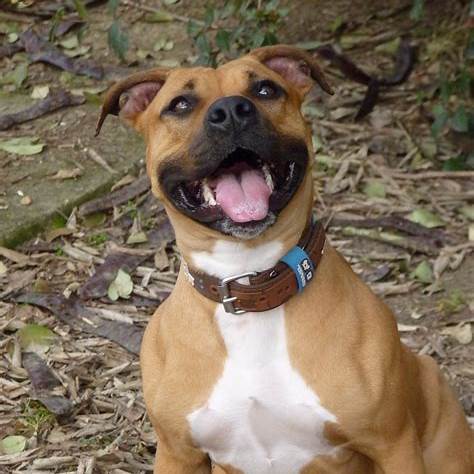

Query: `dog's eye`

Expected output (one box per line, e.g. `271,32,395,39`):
167,96,193,114
254,80,281,99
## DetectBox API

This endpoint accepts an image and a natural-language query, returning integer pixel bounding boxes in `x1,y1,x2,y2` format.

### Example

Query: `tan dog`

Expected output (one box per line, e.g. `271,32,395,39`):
97,45,474,474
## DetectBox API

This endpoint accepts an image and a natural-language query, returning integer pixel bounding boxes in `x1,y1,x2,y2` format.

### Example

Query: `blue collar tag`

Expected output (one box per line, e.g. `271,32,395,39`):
280,246,315,292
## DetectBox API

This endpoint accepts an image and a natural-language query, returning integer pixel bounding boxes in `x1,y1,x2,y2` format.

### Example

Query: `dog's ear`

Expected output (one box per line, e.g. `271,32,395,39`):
248,45,333,97
96,68,169,136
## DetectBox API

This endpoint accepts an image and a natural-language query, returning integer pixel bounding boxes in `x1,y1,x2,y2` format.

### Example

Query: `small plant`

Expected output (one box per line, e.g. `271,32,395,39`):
86,233,108,246
20,400,55,435
411,1,473,170
188,0,288,66
107,0,129,62
437,289,466,315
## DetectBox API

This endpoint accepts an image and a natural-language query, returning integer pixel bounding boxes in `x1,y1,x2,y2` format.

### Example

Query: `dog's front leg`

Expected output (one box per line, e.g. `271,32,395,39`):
369,422,426,474
153,445,212,474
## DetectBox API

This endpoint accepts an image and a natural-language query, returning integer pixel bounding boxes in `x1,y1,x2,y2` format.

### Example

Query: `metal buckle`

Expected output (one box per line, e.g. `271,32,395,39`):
217,271,257,314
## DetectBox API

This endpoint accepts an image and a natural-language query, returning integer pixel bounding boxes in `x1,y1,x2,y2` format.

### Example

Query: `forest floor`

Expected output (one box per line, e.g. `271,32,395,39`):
0,0,473,472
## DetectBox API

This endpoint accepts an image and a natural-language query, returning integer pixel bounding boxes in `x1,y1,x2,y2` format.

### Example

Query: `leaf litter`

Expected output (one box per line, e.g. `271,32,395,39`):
0,0,473,471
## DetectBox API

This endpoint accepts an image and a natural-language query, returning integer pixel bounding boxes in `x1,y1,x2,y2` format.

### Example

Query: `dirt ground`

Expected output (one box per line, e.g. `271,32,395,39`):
0,0,473,473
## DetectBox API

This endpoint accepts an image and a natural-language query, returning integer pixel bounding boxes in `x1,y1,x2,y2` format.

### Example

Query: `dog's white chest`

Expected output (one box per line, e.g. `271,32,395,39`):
188,305,338,474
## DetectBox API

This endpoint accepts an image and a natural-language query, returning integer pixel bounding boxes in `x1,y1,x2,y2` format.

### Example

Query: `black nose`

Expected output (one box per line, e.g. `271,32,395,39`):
206,96,257,132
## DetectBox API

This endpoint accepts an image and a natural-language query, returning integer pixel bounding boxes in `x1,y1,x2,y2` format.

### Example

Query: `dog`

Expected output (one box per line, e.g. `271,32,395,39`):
96,45,474,474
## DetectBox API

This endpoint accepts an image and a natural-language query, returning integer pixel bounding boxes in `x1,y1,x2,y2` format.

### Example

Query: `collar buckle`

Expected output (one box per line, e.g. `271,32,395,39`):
217,271,257,314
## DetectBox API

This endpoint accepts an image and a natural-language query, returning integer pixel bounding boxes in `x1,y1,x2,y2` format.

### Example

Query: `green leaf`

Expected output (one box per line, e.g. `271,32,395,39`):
108,269,133,301
431,103,448,136
108,21,128,62
18,324,56,354
107,0,120,15
363,181,386,198
127,230,148,244
411,261,433,284
459,205,474,221
408,209,445,228
144,10,174,22
442,154,474,171
73,0,87,19
375,37,401,56
450,105,469,133
0,137,45,156
0,435,27,455
59,35,79,49
216,29,231,52
0,62,28,89
293,40,323,50
410,0,425,21
82,212,107,228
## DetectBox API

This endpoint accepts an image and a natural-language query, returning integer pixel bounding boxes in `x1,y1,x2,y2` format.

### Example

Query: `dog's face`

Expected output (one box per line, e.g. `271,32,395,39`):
97,46,332,239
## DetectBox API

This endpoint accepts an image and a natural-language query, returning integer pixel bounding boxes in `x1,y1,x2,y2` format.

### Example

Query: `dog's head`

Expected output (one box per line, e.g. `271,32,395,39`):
97,45,332,239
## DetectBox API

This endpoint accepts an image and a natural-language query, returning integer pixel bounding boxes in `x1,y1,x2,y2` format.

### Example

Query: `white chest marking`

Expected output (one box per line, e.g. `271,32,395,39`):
187,240,339,474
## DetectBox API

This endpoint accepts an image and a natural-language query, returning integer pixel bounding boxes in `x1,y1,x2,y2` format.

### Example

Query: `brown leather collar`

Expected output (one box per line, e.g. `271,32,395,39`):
185,221,325,314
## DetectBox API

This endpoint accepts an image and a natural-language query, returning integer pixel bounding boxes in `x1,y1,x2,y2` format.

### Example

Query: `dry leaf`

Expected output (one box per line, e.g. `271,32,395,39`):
20,195,32,206
441,324,473,345
51,168,82,180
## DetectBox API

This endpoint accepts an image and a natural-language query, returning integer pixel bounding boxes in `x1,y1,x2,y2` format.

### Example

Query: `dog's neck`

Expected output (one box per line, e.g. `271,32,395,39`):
167,176,314,280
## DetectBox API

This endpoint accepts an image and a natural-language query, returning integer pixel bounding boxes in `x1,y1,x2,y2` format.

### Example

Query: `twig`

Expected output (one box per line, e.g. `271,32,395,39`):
78,175,150,216
0,89,85,131
342,226,437,255
84,148,117,174
388,170,474,180
122,0,205,26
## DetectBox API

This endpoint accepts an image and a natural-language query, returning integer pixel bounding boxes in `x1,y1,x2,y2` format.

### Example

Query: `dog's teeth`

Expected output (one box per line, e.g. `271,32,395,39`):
202,179,216,206
262,164,274,192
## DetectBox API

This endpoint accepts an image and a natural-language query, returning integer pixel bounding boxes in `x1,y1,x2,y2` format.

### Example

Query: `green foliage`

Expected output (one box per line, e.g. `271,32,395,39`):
73,0,88,19
21,400,55,435
107,0,129,62
188,0,288,66
410,0,425,21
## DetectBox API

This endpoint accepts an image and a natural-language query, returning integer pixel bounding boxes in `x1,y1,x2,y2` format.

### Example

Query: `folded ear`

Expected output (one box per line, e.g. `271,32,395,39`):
248,45,333,97
95,68,169,136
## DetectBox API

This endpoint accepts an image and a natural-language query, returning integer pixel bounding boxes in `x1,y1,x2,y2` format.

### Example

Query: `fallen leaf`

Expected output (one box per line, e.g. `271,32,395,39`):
80,251,148,299
63,45,91,58
363,181,386,198
127,231,148,245
0,136,45,156
59,35,79,49
0,435,27,455
111,174,136,191
459,205,474,221
17,324,56,354
50,168,82,180
108,269,133,301
441,323,473,345
0,261,7,275
143,10,174,22
375,37,401,56
0,246,29,264
44,227,74,243
22,352,73,416
411,260,434,284
20,195,32,206
31,85,50,99
408,209,445,228
17,293,144,355
0,62,28,89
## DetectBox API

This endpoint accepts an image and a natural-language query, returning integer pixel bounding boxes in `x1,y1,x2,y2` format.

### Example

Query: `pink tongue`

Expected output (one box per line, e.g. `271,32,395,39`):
215,169,271,223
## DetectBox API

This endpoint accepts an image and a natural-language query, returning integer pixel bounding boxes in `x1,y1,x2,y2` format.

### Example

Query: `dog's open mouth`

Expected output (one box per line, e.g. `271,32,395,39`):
167,147,304,230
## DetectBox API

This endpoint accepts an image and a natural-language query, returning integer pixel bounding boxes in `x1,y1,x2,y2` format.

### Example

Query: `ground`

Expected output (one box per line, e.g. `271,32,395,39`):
0,0,473,473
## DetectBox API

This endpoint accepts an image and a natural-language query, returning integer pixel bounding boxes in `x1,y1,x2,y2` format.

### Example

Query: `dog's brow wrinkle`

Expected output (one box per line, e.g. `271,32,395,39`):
183,80,195,90
247,71,257,80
